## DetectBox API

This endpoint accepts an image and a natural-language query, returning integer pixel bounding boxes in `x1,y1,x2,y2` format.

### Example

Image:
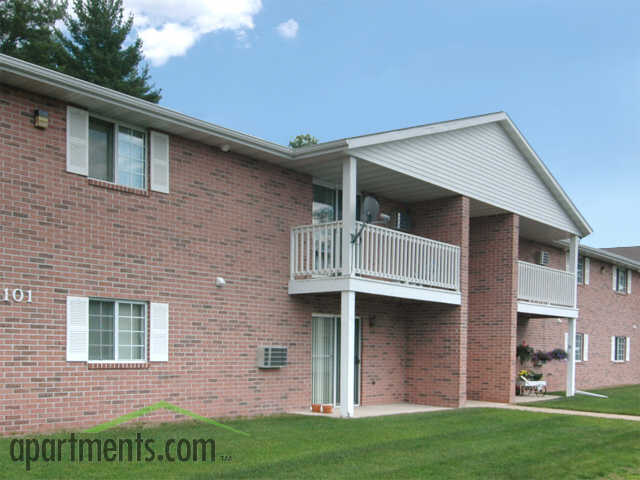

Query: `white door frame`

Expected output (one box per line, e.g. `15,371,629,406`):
312,313,362,407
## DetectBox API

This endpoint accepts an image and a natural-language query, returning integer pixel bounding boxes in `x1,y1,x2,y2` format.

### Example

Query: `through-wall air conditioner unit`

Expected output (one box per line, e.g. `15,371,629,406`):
537,251,550,266
257,346,288,369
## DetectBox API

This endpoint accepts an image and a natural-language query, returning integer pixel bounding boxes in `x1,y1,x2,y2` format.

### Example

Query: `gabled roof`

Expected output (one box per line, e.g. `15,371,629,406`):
0,53,592,237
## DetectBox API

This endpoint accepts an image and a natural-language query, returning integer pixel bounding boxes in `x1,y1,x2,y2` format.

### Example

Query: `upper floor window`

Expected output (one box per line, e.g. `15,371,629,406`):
615,267,628,293
89,117,146,189
577,256,585,284
312,184,361,225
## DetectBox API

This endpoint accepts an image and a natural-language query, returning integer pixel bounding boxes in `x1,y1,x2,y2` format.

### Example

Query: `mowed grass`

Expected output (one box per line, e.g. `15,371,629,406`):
0,408,639,479
528,385,640,416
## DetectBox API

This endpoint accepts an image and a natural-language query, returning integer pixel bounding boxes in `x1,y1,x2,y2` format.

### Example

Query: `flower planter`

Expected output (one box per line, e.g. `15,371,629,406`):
311,403,322,413
322,405,333,414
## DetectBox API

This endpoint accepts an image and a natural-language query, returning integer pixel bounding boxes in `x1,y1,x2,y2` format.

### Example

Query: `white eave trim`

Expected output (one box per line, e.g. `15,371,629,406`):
517,301,579,319
555,241,640,272
0,54,292,160
289,277,461,305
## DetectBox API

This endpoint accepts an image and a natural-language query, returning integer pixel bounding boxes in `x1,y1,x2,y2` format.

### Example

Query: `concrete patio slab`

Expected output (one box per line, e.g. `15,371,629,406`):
290,403,451,418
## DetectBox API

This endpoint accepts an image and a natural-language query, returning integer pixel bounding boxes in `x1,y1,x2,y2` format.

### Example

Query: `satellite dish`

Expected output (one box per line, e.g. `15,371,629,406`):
362,196,380,223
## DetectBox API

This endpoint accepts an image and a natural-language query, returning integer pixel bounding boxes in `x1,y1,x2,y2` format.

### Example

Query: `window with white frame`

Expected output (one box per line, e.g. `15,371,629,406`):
613,336,627,362
577,256,585,284
575,333,584,361
615,268,628,293
89,117,146,189
88,300,146,362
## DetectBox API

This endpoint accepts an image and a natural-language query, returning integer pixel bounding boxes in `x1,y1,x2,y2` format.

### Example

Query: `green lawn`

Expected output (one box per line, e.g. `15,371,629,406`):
1,408,639,479
527,385,640,416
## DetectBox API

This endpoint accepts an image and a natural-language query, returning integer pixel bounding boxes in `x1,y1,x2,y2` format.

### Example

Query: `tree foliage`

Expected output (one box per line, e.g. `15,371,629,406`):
289,134,319,148
57,0,161,102
0,0,67,69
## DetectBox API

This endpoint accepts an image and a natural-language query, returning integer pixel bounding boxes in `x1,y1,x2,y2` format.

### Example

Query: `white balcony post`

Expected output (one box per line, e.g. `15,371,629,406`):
566,317,577,396
568,235,579,307
340,290,356,417
342,156,357,277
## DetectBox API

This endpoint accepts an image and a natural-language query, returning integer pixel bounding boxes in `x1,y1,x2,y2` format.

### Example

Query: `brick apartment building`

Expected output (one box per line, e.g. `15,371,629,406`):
1,55,637,435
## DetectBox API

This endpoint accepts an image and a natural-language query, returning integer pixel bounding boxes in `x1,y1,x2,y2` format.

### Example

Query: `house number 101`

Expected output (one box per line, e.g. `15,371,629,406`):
2,288,32,303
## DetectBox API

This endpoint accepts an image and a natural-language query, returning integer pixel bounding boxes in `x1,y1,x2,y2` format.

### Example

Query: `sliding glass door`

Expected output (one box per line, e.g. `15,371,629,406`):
312,315,361,406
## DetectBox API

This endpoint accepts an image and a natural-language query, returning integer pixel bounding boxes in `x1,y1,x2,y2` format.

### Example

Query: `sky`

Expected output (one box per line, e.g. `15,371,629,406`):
123,0,639,248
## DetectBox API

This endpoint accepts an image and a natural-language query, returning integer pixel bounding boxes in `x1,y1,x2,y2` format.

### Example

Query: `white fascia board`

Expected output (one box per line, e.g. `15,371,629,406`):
289,277,461,305
0,54,292,160
570,243,640,272
517,301,579,319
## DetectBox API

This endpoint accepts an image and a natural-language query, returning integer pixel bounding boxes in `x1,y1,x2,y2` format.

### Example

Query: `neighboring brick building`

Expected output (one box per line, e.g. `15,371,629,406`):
0,55,637,435
517,245,639,392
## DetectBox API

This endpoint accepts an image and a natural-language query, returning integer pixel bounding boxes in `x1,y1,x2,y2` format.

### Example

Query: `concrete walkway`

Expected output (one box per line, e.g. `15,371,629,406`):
465,400,640,422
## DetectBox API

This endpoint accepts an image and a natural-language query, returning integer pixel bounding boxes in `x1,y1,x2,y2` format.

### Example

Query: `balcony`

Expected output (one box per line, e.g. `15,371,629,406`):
289,221,461,303
517,260,577,317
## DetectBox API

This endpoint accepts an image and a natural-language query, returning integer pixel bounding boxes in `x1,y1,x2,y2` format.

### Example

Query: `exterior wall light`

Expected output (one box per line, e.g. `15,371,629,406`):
215,277,226,288
220,144,231,152
34,109,49,129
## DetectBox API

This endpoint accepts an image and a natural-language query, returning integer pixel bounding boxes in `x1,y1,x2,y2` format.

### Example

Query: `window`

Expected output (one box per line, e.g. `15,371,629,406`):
575,333,584,361
615,268,628,293
89,117,146,189
614,336,626,362
577,256,585,284
89,300,146,362
312,184,362,225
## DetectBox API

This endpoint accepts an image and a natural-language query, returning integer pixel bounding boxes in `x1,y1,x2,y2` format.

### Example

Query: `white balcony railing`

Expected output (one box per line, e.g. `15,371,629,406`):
517,261,576,308
290,221,460,291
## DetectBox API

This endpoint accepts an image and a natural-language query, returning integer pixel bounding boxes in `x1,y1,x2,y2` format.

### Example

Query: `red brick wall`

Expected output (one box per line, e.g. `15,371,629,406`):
302,294,410,406
468,214,519,402
405,196,470,407
517,256,640,392
519,239,565,270
0,85,315,435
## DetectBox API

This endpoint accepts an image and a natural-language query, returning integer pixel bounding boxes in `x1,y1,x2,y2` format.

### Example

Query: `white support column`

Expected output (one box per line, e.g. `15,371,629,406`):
566,317,577,397
568,235,580,307
342,156,357,277
340,290,356,417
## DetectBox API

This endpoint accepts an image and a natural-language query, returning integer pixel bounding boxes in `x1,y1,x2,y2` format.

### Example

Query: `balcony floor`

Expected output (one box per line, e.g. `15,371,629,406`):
289,276,461,304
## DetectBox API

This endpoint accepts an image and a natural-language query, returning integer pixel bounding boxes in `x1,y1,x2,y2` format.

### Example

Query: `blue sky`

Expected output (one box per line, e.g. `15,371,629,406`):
129,1,638,248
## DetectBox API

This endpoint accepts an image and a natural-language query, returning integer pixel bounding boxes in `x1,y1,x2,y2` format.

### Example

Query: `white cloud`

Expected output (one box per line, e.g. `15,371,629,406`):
125,0,263,65
276,19,299,39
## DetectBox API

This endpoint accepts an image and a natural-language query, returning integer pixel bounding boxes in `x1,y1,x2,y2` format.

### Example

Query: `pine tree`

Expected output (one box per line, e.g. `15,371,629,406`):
58,0,161,102
0,0,67,69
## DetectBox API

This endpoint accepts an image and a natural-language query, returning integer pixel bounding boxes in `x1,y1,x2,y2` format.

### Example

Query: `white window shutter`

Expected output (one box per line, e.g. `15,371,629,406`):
66,106,89,175
612,266,617,290
150,131,170,193
66,296,89,361
627,270,632,294
611,336,616,361
564,332,568,352
584,258,590,285
626,337,631,361
150,302,169,361
583,334,589,361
